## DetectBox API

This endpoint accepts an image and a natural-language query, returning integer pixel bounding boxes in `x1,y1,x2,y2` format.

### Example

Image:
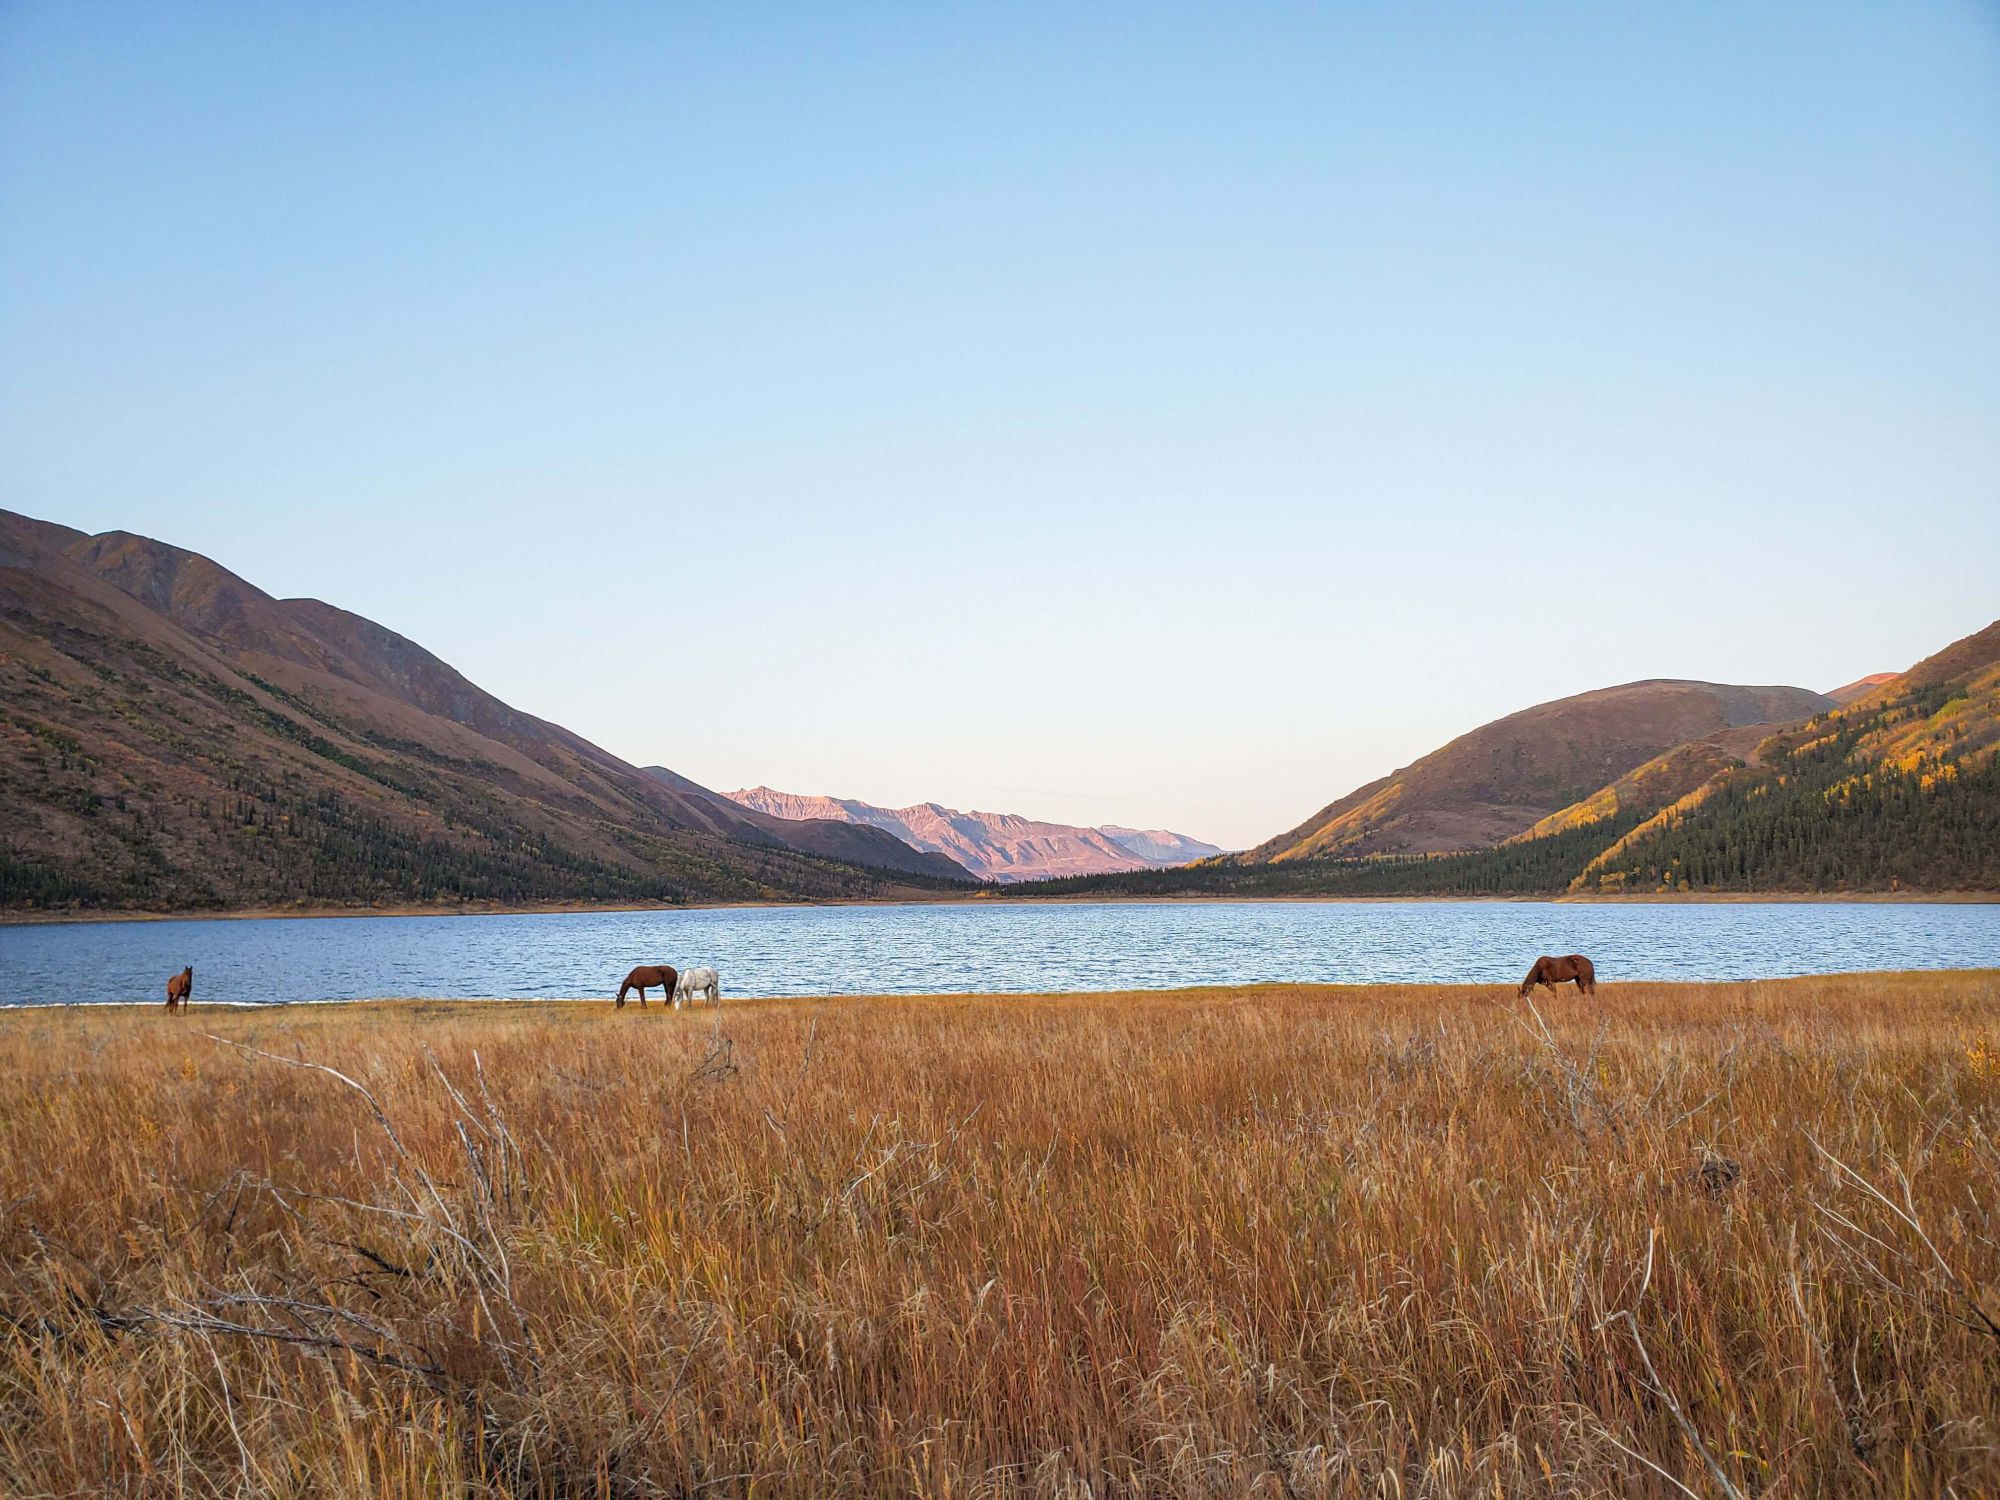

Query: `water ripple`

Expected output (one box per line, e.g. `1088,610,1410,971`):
2,900,1997,1007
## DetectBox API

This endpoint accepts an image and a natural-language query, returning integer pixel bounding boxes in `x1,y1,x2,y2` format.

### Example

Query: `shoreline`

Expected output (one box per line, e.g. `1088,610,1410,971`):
2,887,1997,927
990,888,2000,907
6,968,1998,1014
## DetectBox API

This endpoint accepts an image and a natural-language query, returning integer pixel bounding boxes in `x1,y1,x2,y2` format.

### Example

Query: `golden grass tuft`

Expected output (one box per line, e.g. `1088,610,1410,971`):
2,973,1997,1496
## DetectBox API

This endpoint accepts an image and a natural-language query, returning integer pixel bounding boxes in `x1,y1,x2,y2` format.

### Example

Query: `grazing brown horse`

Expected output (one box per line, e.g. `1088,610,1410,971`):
616,965,678,1009
1520,954,1596,998
165,966,193,1012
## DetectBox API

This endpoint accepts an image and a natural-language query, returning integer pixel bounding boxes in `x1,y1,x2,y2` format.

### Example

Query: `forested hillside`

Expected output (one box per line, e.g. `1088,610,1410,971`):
0,510,972,912
1572,647,2000,893
1006,619,2000,900
1236,680,1830,860
7,504,1990,910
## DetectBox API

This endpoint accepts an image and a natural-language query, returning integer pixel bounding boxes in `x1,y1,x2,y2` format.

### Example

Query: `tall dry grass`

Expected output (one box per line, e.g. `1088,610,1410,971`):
1,973,1996,1497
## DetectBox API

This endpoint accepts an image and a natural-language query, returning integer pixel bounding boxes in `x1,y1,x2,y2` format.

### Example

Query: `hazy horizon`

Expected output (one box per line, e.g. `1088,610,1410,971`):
6,3,1997,848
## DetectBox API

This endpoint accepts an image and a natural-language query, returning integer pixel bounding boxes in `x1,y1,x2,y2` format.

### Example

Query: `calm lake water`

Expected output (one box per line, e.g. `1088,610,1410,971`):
2,900,1997,1007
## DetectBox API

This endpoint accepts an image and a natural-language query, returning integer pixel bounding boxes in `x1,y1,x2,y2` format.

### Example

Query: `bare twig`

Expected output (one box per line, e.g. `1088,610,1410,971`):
1809,1133,2000,1345
206,1034,539,1394
114,1306,446,1385
1598,1229,1750,1500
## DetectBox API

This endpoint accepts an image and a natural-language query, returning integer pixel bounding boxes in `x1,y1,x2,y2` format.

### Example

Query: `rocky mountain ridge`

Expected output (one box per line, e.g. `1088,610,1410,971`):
723,787,1220,883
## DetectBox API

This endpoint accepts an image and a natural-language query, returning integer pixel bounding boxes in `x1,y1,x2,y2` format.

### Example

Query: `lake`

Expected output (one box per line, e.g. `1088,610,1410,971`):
2,900,1997,1007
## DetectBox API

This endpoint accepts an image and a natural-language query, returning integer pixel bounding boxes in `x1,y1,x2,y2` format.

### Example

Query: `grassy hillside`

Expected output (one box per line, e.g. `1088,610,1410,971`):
1008,620,2000,900
2,974,1995,1495
0,511,971,911
1505,724,1773,844
1240,680,1830,862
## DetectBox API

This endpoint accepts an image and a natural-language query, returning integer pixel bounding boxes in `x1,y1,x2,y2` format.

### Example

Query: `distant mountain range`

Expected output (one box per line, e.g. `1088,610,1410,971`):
1004,620,2000,898
722,788,1221,883
0,509,975,911
1097,825,1221,865
5,506,1990,912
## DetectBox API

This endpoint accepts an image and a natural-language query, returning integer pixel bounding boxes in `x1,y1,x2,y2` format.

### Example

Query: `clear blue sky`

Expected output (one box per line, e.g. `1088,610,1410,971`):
4,3,1997,849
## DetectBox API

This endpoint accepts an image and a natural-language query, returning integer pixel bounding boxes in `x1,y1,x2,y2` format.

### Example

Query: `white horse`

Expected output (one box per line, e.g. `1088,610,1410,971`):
674,966,721,1008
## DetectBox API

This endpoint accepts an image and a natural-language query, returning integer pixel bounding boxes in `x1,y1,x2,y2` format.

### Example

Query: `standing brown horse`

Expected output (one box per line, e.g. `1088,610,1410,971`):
616,965,677,1008
165,966,193,1012
1520,954,1595,998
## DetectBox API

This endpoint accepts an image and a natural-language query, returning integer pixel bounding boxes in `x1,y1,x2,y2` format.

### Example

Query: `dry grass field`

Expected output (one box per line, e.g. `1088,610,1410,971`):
1,974,1997,1497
